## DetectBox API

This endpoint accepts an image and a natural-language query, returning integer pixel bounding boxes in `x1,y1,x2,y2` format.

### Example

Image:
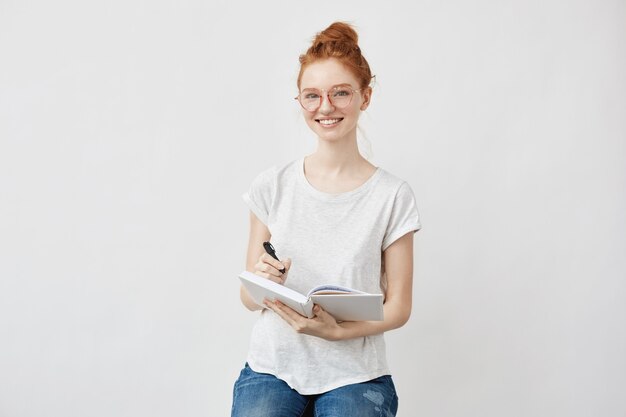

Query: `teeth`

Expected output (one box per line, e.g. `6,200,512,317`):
319,119,341,125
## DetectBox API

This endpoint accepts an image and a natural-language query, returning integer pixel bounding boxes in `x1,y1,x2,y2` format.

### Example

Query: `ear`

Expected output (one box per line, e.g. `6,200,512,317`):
360,86,372,111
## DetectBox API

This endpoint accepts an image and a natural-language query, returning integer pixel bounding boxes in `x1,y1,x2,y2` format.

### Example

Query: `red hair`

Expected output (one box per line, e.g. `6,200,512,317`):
297,22,373,90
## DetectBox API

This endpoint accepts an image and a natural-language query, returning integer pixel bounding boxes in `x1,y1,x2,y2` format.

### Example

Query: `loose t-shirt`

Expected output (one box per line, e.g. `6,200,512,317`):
242,158,421,395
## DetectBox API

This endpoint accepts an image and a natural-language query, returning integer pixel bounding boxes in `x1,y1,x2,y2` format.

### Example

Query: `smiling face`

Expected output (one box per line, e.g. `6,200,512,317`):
298,58,371,143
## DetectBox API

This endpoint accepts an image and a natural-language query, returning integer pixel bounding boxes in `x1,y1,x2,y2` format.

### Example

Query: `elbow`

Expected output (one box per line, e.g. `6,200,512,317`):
394,306,412,329
240,285,262,311
383,298,412,330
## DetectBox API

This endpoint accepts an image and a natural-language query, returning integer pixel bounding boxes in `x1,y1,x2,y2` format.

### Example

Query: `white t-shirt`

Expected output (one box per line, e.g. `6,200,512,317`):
242,158,421,395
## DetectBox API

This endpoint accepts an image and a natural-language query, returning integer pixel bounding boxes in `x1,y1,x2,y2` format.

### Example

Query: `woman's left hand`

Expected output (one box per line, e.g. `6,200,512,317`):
263,300,343,341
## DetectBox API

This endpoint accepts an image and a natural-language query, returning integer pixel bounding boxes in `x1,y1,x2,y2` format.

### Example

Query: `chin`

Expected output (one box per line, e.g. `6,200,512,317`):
314,129,347,142
308,122,356,142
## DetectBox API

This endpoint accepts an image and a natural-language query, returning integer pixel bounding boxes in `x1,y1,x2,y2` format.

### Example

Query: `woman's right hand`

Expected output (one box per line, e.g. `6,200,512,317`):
241,211,291,311
254,253,292,285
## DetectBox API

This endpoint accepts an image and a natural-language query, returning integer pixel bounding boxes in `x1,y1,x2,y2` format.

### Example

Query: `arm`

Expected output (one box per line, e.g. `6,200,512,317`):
335,231,414,339
264,231,414,340
240,211,291,311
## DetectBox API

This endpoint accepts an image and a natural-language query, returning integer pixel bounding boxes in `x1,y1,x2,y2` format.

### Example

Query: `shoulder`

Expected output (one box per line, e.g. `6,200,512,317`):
375,168,417,197
243,159,302,224
376,168,422,249
249,159,301,185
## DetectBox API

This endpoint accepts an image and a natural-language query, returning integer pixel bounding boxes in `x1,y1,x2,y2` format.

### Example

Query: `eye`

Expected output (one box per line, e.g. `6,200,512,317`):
302,90,321,100
332,88,351,97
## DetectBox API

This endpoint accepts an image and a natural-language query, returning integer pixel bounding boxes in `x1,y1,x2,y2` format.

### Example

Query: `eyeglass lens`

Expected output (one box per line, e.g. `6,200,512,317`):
298,86,354,112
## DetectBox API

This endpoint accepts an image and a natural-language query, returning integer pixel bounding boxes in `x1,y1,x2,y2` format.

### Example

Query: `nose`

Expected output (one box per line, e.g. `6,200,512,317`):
318,93,335,114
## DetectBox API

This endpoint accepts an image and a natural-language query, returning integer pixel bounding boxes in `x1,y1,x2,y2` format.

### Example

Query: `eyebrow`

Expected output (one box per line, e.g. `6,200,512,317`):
301,83,354,91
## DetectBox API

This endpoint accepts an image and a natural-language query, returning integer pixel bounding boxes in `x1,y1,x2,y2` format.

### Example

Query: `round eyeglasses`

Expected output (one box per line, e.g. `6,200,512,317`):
295,85,363,112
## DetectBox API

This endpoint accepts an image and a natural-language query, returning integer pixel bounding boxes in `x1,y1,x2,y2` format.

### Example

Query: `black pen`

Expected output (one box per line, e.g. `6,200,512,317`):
263,241,286,274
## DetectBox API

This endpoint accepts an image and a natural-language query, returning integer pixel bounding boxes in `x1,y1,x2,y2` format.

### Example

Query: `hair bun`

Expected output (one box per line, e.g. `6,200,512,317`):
314,22,359,46
310,22,361,56
297,21,373,90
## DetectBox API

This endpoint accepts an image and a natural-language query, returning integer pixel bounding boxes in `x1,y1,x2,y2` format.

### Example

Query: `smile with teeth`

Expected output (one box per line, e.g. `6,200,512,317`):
316,118,343,126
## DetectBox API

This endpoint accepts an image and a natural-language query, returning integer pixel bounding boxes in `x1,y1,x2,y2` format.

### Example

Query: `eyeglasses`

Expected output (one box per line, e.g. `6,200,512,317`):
294,85,363,112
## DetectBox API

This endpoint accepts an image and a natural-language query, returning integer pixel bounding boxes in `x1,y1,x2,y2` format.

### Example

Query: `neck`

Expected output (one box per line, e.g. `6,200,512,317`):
310,132,365,172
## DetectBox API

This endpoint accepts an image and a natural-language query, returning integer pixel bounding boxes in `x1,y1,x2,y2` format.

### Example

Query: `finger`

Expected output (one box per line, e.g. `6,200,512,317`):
254,270,284,284
268,300,307,331
255,261,284,280
258,264,282,278
267,276,284,284
265,300,296,325
313,304,326,318
256,261,283,277
274,300,306,320
282,258,292,272
260,253,286,275
263,299,276,312
312,304,336,323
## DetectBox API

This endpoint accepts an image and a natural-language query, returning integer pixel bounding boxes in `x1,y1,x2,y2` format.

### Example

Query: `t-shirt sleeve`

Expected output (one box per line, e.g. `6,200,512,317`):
242,167,276,226
382,181,422,251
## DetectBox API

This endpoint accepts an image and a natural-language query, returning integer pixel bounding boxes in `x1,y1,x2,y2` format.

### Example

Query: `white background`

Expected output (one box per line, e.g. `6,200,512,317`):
1,1,625,416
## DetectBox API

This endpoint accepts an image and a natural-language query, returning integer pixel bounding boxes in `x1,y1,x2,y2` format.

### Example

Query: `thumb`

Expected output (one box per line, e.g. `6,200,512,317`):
313,304,330,318
282,258,292,272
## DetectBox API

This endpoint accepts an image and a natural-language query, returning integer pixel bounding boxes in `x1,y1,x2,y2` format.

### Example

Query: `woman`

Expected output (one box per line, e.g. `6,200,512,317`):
231,22,421,417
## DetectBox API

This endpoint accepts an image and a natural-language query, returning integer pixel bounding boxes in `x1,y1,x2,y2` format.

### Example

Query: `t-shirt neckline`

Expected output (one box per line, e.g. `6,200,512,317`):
297,157,382,201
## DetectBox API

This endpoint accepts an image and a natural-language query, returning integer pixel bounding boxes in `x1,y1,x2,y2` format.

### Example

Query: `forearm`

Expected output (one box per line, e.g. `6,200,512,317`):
336,300,411,340
240,285,263,311
334,232,416,340
241,211,273,312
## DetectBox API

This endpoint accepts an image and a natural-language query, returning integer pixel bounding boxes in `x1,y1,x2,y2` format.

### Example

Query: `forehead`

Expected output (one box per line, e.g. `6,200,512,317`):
300,59,359,90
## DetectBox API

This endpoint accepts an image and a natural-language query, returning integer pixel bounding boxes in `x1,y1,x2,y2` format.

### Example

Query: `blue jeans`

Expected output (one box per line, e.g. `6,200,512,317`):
231,363,398,417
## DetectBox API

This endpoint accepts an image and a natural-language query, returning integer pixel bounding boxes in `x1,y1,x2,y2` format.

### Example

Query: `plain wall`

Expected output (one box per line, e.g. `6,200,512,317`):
1,0,625,416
